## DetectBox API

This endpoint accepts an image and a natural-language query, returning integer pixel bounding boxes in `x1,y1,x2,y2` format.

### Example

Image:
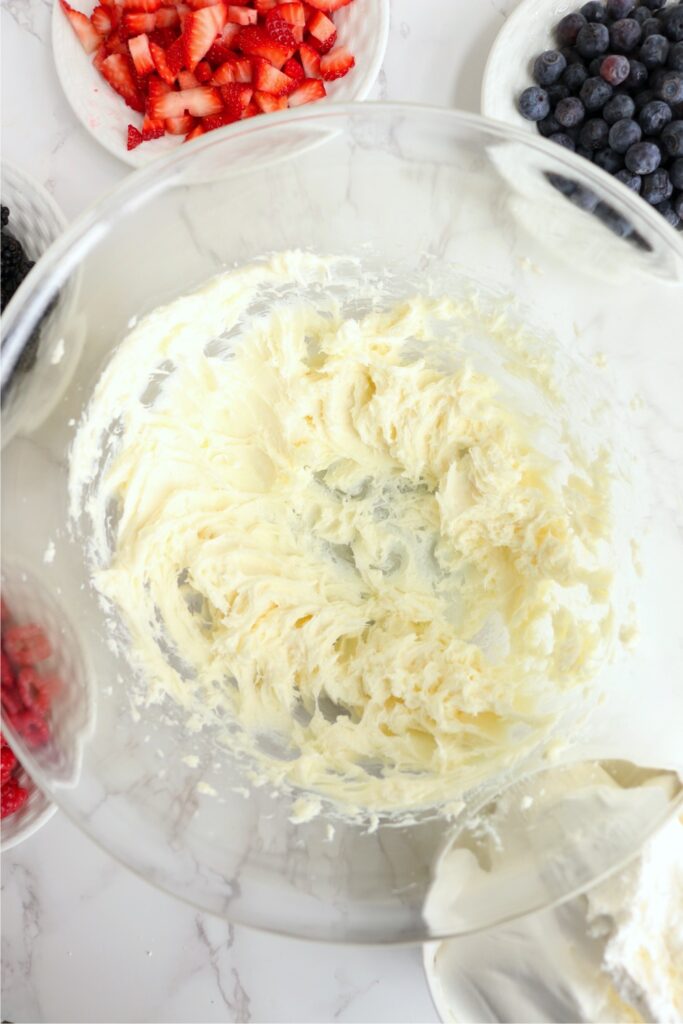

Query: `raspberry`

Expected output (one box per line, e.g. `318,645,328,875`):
1,745,17,785
13,709,51,749
17,665,41,709
1,649,14,688
1,776,29,818
1,683,24,718
3,623,52,666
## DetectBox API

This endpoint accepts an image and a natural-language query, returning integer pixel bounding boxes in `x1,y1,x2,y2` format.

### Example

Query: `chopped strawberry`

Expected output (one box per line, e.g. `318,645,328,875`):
305,0,350,9
122,11,156,35
185,0,227,8
147,71,171,96
298,41,320,77
320,44,354,80
100,52,146,110
195,59,212,81
184,123,205,141
165,113,196,133
288,76,325,105
219,21,241,46
91,4,114,35
178,69,199,87
142,113,166,138
252,56,294,95
278,2,306,26
128,32,155,75
212,60,235,83
154,6,179,27
253,89,287,111
220,81,252,116
205,40,231,65
60,0,102,54
231,56,252,81
150,40,176,83
166,35,185,73
241,99,259,117
282,57,305,83
254,0,278,9
201,109,236,130
183,3,227,70
105,29,130,53
121,0,163,9
148,25,176,47
151,84,223,117
265,9,296,48
93,41,108,70
226,4,257,24
307,10,335,53
238,25,294,69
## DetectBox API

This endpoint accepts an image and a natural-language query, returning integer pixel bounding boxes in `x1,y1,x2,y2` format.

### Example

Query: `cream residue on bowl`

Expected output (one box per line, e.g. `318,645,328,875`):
68,251,637,816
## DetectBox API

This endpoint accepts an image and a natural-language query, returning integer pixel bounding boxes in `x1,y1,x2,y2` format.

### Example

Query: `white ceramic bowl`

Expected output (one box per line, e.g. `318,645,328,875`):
51,0,391,168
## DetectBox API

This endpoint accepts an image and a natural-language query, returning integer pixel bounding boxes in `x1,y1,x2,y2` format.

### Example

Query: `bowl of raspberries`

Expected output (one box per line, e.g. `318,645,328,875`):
482,0,683,229
1,603,59,849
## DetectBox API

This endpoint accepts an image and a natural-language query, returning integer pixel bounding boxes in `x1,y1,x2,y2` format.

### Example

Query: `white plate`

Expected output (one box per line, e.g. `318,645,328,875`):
52,0,390,168
481,0,585,129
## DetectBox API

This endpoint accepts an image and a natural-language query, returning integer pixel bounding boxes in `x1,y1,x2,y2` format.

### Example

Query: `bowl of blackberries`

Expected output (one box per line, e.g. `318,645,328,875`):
483,0,683,230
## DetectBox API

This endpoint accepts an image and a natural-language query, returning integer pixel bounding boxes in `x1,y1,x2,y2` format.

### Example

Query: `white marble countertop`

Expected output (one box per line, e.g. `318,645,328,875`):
0,1,516,1020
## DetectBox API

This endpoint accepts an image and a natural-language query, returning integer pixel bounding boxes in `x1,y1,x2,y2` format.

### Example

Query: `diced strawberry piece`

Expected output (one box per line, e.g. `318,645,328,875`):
147,71,172,98
141,113,166,138
205,41,230,65
60,0,102,54
1,777,29,819
178,69,199,87
122,11,156,35
254,90,287,112
121,0,163,10
238,25,294,69
252,56,294,95
288,76,325,105
220,81,252,116
91,4,113,35
1,746,17,786
201,109,237,130
165,113,196,133
3,624,51,667
184,123,205,141
265,9,296,48
282,57,305,83
13,709,51,749
307,10,335,53
183,3,227,70
101,52,146,110
105,29,129,54
151,85,222,117
212,60,235,84
305,0,350,10
194,60,212,82
166,35,185,73
231,56,252,81
227,4,256,24
185,0,227,8
254,0,278,9
149,40,176,83
278,3,305,26
148,25,176,47
241,100,259,117
128,33,155,75
219,21,240,45
154,6,179,27
298,41,320,77
319,44,353,81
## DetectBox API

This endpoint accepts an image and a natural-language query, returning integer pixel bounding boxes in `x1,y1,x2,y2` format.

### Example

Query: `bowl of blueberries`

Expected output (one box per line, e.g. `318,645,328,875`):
482,0,683,229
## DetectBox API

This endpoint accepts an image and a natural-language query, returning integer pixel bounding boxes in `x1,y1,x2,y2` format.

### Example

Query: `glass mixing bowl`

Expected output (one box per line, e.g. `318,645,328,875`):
2,105,682,943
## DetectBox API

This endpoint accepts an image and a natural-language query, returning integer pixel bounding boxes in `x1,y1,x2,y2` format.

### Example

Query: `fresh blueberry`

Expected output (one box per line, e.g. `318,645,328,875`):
581,2,608,23
641,167,673,203
609,18,642,52
639,98,673,134
603,92,636,122
640,34,670,67
580,117,610,148
548,82,572,104
655,198,681,226
594,146,625,170
560,45,585,64
549,131,577,150
634,88,656,112
625,139,662,172
533,49,568,85
607,0,636,18
624,58,648,88
580,75,614,110
577,22,610,58
556,12,588,46
615,167,642,190
641,17,664,38
673,190,683,219
556,95,587,127
538,113,561,137
643,0,666,10
648,67,670,92
668,41,683,71
671,157,683,188
609,116,643,151
563,62,590,91
519,86,551,121
600,54,631,83
662,119,683,155
658,70,683,103
663,7,683,43
633,6,652,25
589,56,605,75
